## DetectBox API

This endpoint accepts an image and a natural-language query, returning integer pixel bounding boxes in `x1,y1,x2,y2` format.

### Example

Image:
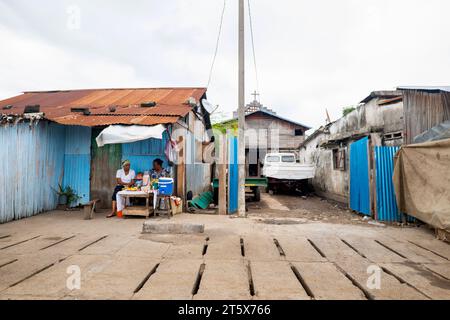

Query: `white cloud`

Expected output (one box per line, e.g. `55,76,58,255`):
1,0,450,130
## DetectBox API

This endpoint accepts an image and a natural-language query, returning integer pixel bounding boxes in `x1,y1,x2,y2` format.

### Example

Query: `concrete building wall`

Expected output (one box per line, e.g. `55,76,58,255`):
300,95,404,204
301,132,349,203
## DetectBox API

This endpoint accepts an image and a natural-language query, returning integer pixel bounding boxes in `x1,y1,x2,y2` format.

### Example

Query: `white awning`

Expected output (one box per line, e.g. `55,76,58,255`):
96,125,166,147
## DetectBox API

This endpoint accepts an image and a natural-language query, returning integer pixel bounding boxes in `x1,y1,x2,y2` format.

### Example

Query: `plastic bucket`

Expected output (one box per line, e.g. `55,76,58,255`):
158,178,174,196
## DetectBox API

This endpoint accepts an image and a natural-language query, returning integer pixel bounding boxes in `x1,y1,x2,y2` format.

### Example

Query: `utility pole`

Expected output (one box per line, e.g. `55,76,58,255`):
238,0,246,217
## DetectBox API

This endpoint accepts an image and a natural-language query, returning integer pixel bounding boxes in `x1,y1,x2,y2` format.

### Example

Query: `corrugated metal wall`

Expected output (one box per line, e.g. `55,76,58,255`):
185,130,212,197
349,137,371,215
375,146,401,222
0,122,65,223
63,126,92,206
1,121,211,222
121,132,169,174
228,136,238,214
374,146,415,223
403,91,450,144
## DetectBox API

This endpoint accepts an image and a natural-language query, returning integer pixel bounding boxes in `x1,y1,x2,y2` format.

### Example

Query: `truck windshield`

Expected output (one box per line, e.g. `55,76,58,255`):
282,156,296,163
266,156,280,163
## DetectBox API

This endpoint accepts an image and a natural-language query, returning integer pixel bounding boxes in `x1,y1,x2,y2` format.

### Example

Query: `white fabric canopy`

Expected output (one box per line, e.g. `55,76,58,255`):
96,125,166,147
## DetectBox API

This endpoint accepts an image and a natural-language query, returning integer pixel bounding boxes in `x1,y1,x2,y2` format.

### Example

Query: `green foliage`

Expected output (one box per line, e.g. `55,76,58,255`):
212,120,238,135
343,106,356,117
54,184,82,207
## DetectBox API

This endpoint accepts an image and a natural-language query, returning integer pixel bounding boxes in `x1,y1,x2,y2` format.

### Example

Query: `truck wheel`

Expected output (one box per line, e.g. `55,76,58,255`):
253,187,261,202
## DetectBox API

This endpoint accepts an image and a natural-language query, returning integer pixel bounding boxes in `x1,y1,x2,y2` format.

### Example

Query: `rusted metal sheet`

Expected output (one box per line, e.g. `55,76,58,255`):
0,88,207,127
52,114,181,127
0,122,65,223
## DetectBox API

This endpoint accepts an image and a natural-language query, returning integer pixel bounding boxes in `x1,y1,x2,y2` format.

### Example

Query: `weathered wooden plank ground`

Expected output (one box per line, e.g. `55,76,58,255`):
0,210,449,300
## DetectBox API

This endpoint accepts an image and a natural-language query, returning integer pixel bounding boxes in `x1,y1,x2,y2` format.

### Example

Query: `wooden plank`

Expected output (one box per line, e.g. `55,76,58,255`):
380,263,450,300
251,261,309,300
0,234,74,255
308,237,427,300
176,135,186,209
194,260,250,300
204,236,242,260
276,236,327,262
243,234,281,262
123,207,151,218
79,235,133,256
162,236,205,260
115,238,171,258
405,238,450,260
377,237,448,264
0,253,63,292
423,263,450,280
341,236,406,263
134,259,202,300
69,255,160,300
293,262,366,300
2,254,110,299
307,236,361,262
218,134,227,215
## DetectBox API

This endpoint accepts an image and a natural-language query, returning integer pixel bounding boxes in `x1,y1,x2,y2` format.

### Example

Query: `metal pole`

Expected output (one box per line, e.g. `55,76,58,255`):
238,0,246,217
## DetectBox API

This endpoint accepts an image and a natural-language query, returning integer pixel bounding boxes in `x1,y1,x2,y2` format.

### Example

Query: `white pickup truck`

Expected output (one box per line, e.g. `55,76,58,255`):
262,153,315,193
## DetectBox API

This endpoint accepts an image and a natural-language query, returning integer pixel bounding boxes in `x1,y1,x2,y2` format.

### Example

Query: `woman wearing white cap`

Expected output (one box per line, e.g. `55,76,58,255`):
107,160,136,218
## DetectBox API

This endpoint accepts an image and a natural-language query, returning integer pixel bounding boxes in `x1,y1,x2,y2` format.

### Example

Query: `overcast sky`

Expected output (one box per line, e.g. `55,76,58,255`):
1,0,450,131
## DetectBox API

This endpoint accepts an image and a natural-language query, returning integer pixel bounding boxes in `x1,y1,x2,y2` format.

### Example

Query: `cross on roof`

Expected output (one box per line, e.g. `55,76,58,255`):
251,90,260,102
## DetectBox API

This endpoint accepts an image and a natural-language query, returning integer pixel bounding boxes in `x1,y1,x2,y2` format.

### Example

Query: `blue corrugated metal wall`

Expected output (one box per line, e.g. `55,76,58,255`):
63,126,92,206
121,132,169,174
349,137,371,215
0,122,65,223
375,146,402,222
228,136,238,214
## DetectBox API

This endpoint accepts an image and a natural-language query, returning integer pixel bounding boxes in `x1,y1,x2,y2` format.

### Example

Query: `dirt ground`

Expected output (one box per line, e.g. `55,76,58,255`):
0,194,449,300
248,193,407,227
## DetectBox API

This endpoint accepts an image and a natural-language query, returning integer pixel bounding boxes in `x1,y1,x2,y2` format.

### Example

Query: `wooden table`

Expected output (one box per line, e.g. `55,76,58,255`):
119,191,154,218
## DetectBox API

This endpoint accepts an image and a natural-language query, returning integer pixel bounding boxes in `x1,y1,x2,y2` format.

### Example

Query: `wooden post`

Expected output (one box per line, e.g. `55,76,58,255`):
370,133,382,220
176,136,186,210
218,134,228,215
238,0,247,217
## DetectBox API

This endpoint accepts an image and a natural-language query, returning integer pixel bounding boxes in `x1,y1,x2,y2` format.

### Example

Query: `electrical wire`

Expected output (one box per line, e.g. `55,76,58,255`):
206,0,227,88
247,0,260,95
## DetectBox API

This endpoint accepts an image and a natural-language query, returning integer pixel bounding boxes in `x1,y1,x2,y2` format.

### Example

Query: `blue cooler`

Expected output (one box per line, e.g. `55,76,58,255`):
158,178,174,196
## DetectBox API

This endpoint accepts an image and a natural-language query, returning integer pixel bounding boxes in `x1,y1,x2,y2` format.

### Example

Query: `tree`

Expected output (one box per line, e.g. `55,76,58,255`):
343,106,356,117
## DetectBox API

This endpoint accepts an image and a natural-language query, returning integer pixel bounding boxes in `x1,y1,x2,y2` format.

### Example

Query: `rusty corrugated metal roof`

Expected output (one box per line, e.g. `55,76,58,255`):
0,87,207,127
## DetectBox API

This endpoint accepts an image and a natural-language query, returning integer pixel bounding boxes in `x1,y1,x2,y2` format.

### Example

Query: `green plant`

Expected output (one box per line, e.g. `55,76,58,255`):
55,184,82,207
343,106,356,117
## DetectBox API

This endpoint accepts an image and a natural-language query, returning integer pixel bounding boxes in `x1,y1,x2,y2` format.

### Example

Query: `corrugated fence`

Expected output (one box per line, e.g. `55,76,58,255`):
228,136,238,214
63,126,92,206
375,146,401,222
0,122,65,223
349,137,371,215
375,146,414,223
